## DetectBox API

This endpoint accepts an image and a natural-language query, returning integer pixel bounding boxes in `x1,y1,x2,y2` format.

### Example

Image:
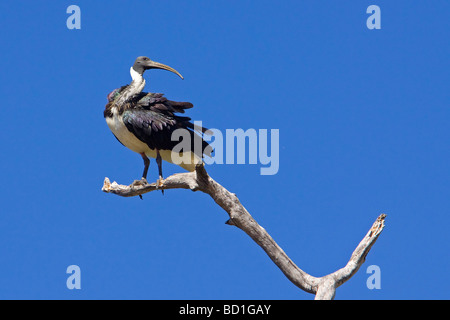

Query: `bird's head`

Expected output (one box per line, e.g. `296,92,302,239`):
132,56,184,79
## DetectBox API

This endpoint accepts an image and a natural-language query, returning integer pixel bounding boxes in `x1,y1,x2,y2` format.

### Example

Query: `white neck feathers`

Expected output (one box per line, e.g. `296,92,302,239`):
130,67,143,82
115,68,146,105
130,67,146,91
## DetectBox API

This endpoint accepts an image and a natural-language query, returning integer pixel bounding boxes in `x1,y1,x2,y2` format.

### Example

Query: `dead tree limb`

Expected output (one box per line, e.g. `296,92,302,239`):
102,164,386,300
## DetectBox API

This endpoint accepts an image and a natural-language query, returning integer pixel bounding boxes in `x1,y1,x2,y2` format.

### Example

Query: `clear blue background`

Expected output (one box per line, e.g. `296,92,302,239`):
0,0,448,299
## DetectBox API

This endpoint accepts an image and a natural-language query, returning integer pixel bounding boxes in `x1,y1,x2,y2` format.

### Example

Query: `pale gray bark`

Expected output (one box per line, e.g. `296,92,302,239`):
102,164,386,299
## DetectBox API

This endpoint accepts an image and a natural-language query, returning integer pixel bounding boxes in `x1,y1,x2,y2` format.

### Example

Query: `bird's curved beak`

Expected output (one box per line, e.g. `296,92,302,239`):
146,61,184,80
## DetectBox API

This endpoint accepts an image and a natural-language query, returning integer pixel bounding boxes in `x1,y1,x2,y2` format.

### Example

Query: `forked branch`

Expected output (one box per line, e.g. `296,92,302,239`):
102,164,386,300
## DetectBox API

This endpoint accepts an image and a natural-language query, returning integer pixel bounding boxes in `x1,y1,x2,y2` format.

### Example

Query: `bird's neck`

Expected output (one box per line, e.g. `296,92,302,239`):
130,67,146,89
115,67,146,105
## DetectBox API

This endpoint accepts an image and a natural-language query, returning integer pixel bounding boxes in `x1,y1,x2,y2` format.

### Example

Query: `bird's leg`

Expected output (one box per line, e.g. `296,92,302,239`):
131,153,150,200
155,149,164,195
141,152,150,183
132,153,150,186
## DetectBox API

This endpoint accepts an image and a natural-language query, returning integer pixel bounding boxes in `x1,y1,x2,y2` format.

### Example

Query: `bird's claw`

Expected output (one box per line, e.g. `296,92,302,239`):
156,178,164,188
156,177,164,195
131,177,148,187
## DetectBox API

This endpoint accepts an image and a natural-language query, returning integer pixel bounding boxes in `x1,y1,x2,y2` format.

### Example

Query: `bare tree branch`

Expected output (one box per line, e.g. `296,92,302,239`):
102,164,386,299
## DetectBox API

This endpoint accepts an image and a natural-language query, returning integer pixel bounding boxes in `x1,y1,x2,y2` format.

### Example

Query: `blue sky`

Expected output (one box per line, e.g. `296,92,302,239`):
0,1,449,299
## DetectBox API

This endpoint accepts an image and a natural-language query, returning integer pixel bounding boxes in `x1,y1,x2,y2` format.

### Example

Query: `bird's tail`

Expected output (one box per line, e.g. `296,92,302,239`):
189,125,213,158
173,116,213,157
184,121,211,134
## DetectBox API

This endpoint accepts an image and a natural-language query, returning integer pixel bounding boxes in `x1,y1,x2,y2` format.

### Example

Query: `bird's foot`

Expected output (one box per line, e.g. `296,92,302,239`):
156,177,164,195
131,177,148,187
130,178,148,200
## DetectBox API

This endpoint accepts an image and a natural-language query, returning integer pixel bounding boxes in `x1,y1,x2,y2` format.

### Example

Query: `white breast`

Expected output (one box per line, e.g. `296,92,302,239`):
106,107,150,154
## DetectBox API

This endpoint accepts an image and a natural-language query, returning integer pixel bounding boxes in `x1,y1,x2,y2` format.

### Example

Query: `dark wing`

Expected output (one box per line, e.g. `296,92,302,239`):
122,93,212,157
136,92,194,114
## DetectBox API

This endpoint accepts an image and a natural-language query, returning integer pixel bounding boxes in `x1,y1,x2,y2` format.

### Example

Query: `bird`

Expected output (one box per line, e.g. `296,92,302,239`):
104,56,212,192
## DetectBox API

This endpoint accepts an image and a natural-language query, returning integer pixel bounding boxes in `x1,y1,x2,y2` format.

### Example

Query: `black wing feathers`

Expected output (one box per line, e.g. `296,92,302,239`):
122,92,211,156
